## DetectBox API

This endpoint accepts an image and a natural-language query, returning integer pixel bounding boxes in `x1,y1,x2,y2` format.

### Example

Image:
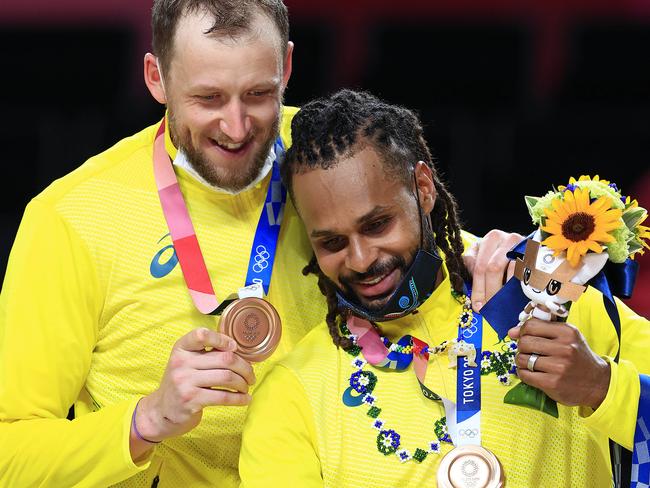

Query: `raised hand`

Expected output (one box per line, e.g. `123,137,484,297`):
130,327,256,458
463,229,524,312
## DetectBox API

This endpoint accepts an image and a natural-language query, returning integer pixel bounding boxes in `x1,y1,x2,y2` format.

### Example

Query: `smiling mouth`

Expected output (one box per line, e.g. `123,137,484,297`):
210,138,251,154
352,268,400,300
357,272,389,286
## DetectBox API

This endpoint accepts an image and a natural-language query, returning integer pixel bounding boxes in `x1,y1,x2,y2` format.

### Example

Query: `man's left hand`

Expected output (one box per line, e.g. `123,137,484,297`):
508,320,611,410
463,229,524,312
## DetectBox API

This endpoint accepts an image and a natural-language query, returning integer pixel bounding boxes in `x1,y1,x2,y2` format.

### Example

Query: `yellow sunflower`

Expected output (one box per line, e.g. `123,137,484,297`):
637,220,650,255
541,187,623,267
558,174,610,191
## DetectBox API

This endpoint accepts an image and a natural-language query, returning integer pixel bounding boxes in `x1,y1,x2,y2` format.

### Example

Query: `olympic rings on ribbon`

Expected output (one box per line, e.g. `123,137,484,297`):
252,245,270,273
457,428,479,438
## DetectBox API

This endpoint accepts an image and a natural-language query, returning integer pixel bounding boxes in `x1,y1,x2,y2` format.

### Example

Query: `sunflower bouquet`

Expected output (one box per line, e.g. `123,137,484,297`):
504,175,649,416
526,175,649,268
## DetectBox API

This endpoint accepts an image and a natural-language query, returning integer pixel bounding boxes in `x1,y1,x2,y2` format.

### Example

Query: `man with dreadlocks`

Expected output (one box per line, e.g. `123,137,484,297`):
239,89,650,487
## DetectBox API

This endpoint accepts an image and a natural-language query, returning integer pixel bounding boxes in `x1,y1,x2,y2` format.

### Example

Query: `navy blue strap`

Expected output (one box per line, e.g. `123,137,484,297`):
479,277,529,341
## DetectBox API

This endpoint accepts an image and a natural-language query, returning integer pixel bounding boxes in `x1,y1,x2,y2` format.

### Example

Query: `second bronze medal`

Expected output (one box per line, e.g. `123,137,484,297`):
437,444,504,488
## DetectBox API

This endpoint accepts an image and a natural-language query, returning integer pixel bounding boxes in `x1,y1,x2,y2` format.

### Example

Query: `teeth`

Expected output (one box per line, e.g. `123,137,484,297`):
216,141,245,150
359,274,387,286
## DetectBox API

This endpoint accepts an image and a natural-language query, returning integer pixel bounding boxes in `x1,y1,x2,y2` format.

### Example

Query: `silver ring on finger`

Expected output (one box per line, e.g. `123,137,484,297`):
527,353,540,372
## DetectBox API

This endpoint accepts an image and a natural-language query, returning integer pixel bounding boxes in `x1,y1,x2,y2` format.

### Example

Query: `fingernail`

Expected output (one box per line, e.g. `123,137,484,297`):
473,301,483,311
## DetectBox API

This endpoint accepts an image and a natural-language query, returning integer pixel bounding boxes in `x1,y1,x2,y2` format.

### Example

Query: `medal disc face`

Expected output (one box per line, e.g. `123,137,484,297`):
437,445,504,488
218,297,282,362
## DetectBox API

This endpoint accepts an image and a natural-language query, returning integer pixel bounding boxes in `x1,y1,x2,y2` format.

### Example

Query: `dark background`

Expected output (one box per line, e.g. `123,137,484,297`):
1,0,649,317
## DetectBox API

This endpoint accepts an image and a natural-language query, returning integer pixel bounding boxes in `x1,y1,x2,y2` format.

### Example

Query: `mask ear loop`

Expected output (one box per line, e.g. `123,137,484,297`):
412,163,426,250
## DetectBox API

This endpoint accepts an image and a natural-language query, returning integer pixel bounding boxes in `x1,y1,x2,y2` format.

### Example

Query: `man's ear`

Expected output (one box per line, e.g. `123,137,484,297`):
281,41,294,89
144,53,167,104
414,161,436,213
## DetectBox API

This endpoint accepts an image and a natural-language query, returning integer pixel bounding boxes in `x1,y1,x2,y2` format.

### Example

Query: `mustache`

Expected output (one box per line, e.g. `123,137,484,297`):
211,132,255,146
339,255,407,288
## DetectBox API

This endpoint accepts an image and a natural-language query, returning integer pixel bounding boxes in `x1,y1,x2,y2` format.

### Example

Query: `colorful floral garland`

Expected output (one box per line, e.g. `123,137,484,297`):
340,292,518,464
344,353,448,463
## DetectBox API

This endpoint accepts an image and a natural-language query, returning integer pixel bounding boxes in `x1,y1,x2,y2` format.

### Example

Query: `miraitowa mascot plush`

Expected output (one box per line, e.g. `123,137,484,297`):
514,229,608,324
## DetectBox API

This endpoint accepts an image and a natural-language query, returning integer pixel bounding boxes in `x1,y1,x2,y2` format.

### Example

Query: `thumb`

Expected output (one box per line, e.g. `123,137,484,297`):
176,327,237,352
507,324,523,340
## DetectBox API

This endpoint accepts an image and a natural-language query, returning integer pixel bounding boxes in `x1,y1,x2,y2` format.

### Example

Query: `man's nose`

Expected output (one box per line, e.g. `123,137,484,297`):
219,99,251,142
345,236,377,274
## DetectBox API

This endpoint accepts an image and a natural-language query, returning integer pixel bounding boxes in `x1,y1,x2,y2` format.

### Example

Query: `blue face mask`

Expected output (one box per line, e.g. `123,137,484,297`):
336,246,442,322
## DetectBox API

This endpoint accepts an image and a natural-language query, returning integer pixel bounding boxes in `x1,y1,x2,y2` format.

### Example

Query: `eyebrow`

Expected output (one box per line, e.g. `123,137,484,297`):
190,78,282,93
310,205,392,238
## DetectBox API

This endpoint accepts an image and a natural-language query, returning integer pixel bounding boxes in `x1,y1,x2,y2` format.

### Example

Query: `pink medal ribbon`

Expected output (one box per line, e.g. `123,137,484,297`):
152,118,285,315
152,119,220,314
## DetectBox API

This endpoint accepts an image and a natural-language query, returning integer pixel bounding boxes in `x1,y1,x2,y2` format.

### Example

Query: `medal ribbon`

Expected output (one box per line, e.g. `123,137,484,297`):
454,312,483,447
244,153,286,294
346,315,442,401
152,119,286,314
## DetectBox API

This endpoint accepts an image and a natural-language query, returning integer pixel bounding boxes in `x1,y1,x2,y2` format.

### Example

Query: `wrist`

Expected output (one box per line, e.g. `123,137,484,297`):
133,397,164,444
587,360,611,410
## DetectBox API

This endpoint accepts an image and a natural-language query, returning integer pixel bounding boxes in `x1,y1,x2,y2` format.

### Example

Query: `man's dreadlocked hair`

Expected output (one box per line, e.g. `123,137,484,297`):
281,89,471,349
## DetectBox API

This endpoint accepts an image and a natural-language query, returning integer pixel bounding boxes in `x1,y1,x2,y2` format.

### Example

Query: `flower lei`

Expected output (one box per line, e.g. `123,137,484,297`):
340,292,518,463
344,353,447,463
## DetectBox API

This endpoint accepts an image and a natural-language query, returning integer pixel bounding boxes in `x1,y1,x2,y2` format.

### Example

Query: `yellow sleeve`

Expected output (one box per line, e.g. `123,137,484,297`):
239,364,322,488
580,296,650,449
0,199,150,486
460,229,480,251
280,105,299,149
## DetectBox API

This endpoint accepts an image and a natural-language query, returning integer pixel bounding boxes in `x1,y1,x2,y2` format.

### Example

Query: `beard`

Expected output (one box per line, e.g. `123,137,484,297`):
168,111,280,192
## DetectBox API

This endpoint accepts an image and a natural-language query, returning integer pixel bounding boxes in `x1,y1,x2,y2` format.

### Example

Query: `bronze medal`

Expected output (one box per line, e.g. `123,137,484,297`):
437,445,504,488
218,297,282,362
